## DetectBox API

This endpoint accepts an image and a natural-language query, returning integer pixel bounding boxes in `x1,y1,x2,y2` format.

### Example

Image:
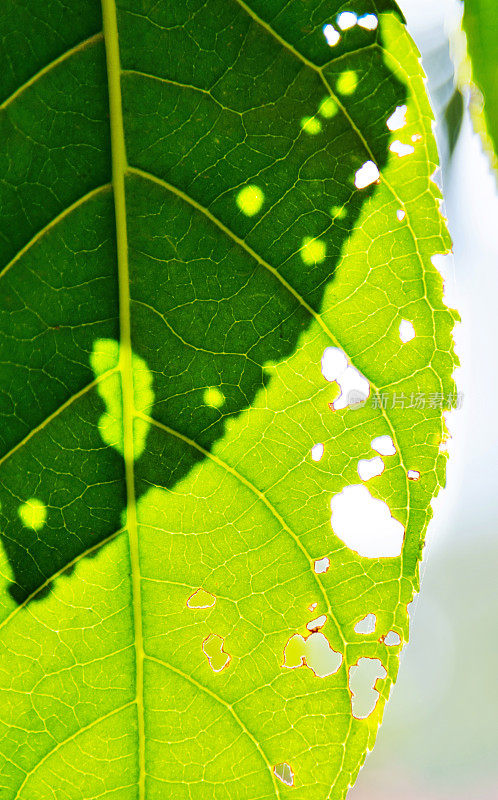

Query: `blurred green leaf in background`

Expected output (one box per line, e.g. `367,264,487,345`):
463,0,498,169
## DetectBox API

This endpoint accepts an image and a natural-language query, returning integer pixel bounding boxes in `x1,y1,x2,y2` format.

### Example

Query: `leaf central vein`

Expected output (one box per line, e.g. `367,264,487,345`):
101,2,146,798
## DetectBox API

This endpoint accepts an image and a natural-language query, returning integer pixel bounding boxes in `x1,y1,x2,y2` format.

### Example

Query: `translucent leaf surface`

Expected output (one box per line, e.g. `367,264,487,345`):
0,1,457,798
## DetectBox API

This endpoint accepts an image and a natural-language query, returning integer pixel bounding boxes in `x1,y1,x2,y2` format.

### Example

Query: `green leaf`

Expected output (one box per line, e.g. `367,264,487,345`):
444,87,464,157
463,0,498,169
0,1,457,798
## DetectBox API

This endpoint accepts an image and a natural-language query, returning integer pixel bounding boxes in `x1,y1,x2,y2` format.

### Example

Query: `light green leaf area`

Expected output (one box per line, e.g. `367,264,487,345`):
0,1,456,798
463,0,498,170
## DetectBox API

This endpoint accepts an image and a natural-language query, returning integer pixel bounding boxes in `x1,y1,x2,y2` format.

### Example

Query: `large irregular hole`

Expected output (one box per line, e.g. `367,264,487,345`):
202,634,231,673
311,443,324,462
283,632,342,678
354,613,377,634
321,347,370,410
390,140,415,157
302,633,342,678
371,435,396,456
349,657,387,719
357,457,384,481
355,160,380,189
386,105,407,131
330,485,405,558
274,763,294,787
322,346,347,378
187,588,216,609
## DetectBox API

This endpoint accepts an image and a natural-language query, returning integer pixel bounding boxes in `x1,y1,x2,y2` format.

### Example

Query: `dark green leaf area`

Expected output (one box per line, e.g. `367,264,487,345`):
122,0,406,454
0,1,405,611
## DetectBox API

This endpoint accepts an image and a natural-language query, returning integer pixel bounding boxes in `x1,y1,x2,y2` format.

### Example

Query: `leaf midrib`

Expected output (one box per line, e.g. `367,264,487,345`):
101,2,146,798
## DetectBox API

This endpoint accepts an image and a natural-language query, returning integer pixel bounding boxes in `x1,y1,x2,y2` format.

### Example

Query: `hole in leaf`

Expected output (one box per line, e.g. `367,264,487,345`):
357,457,384,481
399,319,416,343
321,347,370,410
337,11,357,30
358,13,378,30
354,613,377,634
349,657,387,719
355,160,380,189
283,632,342,678
330,485,405,558
371,435,396,456
311,443,324,462
397,209,406,222
314,557,330,574
202,634,231,673
390,140,415,157
386,105,407,131
383,630,401,646
187,588,216,609
306,614,327,632
407,470,420,481
274,763,294,787
323,24,341,47
322,346,347,378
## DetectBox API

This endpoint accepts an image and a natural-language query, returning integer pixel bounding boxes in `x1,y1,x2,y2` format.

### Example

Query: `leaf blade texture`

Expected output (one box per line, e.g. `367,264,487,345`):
0,1,457,798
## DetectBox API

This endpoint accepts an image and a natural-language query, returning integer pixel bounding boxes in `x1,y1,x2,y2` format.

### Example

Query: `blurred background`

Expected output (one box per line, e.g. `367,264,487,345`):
350,1,498,798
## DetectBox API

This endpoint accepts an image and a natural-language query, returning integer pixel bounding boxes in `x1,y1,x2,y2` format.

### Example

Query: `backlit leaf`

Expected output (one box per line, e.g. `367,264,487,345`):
0,1,457,798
